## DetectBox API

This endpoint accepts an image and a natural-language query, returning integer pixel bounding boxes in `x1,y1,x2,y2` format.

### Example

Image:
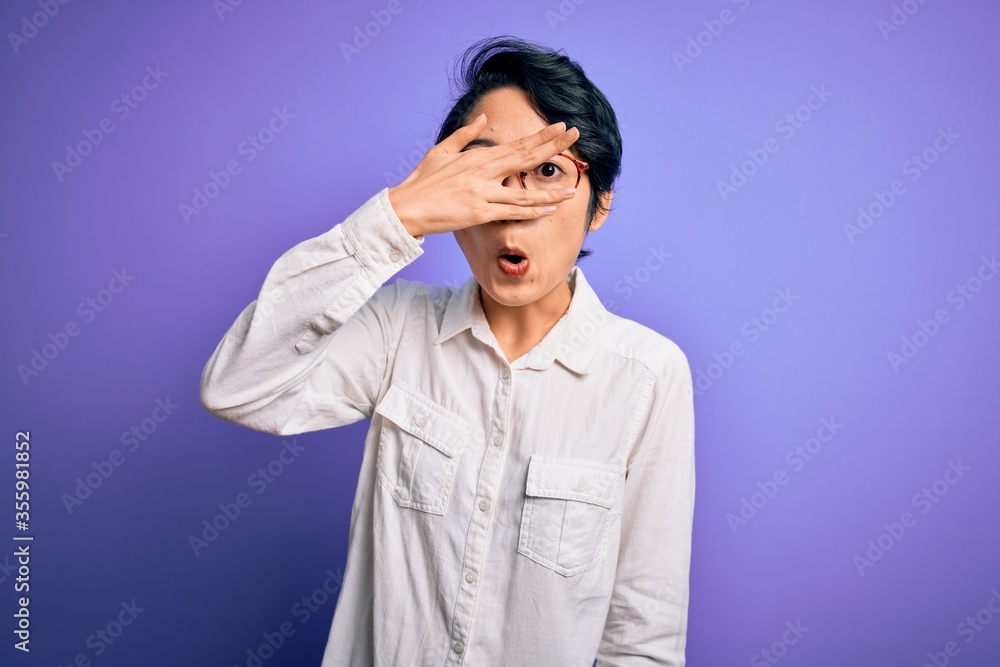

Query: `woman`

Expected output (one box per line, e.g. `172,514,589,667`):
200,35,695,666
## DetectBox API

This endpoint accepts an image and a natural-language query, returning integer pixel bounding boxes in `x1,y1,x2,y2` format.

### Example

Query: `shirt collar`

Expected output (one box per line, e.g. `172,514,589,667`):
433,265,609,374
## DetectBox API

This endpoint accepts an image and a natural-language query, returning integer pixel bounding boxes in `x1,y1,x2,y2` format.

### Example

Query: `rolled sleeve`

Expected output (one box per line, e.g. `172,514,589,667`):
199,188,425,435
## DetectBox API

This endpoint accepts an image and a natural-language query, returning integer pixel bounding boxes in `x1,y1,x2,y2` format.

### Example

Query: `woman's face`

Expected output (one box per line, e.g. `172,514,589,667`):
454,86,610,311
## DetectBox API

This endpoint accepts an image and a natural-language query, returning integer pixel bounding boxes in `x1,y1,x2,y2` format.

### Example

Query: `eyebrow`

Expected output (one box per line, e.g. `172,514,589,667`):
460,137,496,151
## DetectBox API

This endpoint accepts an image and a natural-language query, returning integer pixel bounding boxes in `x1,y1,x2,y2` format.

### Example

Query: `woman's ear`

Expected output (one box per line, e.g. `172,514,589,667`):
588,189,614,232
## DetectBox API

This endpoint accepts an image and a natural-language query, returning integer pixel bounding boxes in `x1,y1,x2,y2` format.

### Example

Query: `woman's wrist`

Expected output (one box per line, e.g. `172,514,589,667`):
387,185,425,239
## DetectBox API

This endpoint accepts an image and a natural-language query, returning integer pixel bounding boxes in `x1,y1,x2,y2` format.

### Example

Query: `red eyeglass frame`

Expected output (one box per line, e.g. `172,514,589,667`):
517,152,590,189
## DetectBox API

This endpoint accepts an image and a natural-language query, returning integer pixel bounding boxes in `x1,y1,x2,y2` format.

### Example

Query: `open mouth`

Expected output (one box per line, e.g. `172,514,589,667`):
497,252,529,277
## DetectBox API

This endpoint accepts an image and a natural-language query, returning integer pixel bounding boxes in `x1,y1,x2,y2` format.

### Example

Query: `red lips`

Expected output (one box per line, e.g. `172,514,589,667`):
497,244,529,261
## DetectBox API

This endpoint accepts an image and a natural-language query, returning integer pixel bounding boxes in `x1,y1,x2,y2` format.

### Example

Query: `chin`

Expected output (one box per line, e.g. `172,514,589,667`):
479,278,535,307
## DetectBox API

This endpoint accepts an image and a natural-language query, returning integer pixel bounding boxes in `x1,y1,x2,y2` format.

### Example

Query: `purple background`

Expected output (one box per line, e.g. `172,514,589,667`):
2,1,999,665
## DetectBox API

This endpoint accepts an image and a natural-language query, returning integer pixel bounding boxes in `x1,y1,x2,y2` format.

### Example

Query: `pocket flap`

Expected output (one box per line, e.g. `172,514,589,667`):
374,382,473,458
524,455,623,509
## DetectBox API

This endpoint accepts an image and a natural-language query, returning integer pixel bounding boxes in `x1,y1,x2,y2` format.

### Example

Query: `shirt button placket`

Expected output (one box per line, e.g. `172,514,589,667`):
445,363,512,665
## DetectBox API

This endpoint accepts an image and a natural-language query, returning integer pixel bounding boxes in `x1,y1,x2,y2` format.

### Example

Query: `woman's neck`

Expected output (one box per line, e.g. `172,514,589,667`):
478,278,573,363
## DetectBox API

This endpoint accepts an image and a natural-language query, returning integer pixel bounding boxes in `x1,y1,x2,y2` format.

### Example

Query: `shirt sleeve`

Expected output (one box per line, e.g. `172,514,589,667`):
596,342,696,666
199,187,425,436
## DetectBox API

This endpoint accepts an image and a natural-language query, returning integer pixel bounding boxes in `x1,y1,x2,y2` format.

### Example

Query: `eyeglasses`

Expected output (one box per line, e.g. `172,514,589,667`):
516,152,589,190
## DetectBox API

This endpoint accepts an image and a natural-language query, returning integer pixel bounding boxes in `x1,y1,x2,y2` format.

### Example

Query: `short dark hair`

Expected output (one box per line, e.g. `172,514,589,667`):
435,35,623,261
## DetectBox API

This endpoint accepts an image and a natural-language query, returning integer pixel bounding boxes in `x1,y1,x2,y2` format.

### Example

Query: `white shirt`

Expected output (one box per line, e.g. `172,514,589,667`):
199,188,696,666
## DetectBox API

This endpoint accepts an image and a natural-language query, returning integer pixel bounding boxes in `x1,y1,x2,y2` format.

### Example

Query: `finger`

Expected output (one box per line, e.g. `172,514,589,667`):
456,119,566,163
483,202,560,223
483,182,577,207
492,126,580,175
435,113,488,154
498,121,568,159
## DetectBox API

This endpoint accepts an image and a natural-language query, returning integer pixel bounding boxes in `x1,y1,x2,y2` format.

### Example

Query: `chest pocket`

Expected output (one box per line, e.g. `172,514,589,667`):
374,382,473,516
517,455,624,577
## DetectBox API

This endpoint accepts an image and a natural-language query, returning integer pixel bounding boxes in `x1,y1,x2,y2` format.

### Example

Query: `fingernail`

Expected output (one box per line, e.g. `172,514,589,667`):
543,205,557,212
561,188,576,196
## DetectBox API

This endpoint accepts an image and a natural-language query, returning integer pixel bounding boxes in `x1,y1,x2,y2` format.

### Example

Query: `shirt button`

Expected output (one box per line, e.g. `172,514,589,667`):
501,367,509,379
478,499,489,512
492,433,503,447
389,249,402,262
453,640,465,654
465,572,476,584
413,413,425,427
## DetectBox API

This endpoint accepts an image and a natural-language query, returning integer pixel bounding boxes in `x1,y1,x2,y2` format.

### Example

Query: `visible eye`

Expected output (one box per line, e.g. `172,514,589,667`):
531,161,566,180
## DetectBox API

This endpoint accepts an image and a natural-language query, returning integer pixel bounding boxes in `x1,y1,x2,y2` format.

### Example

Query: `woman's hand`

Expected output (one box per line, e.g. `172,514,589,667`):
387,113,580,239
